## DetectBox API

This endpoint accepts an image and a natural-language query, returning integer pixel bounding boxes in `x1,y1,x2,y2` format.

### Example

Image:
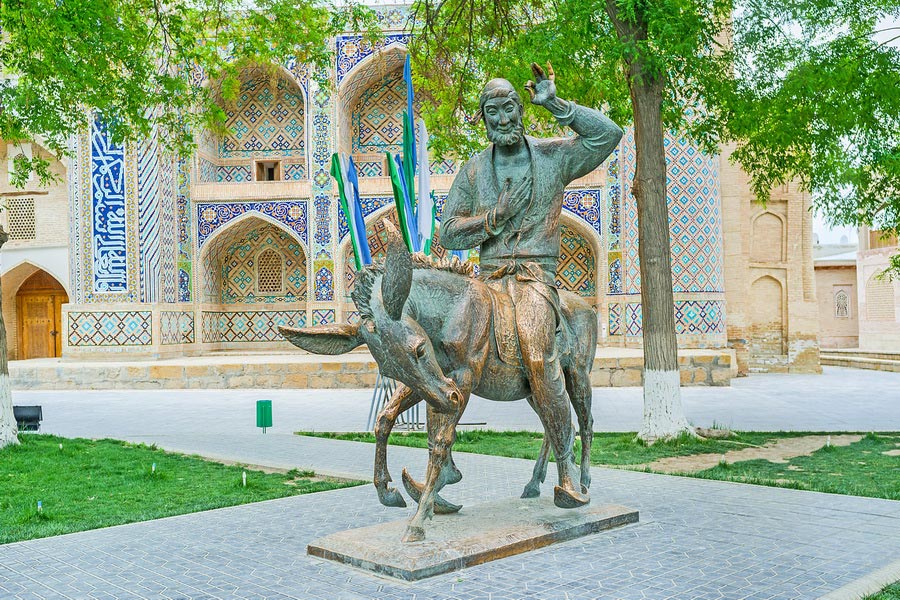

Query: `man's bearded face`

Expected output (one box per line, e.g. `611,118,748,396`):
483,96,524,146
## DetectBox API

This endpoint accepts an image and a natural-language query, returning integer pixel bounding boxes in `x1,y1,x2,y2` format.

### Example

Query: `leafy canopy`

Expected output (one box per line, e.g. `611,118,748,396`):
0,0,378,187
410,0,900,261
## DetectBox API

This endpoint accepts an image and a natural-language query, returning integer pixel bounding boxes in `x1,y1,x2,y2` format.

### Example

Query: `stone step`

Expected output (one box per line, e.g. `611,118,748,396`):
10,349,734,390
820,349,900,362
819,353,900,373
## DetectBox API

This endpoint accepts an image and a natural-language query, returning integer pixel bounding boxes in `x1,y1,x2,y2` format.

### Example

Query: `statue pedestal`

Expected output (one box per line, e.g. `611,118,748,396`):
307,497,638,580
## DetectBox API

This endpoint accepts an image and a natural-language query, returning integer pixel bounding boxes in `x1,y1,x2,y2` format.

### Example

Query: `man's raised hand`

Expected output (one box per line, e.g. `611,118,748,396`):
525,62,556,107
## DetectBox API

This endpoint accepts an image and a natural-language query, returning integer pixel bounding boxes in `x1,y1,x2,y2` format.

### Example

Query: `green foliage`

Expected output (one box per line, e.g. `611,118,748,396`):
0,0,379,186
410,0,900,265
0,434,362,544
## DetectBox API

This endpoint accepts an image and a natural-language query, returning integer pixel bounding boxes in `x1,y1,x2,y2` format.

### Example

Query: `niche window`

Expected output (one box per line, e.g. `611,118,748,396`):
256,249,284,294
255,160,282,181
834,288,850,319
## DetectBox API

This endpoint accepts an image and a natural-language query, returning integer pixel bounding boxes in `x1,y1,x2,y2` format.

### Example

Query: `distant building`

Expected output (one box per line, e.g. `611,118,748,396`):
0,3,822,376
856,227,900,351
814,243,859,349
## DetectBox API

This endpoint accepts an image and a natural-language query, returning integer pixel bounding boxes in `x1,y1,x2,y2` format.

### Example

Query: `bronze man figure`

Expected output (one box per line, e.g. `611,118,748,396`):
441,63,623,508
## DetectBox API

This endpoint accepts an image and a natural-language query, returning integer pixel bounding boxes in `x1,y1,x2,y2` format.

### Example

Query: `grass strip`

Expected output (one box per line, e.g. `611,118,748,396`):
299,430,900,500
866,582,900,600
0,434,363,544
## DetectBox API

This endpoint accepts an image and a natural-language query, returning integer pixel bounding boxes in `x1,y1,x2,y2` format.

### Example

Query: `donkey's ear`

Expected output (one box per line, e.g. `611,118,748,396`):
382,220,412,321
279,323,363,355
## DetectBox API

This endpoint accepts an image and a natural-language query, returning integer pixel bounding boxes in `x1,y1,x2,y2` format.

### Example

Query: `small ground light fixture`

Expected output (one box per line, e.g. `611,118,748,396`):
826,435,831,447
37,501,42,513
242,471,247,487
58,443,62,451
152,463,156,474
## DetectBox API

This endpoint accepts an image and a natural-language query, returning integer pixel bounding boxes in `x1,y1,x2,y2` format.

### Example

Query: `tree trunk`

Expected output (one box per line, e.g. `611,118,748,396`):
605,3,693,442
0,226,17,449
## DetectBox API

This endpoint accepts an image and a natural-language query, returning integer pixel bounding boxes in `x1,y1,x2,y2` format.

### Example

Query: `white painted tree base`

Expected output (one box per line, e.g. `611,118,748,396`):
0,374,19,448
638,369,695,444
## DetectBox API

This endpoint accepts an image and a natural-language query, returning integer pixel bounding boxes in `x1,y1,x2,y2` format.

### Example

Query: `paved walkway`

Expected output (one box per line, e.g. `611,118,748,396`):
15,366,900,436
2,367,899,599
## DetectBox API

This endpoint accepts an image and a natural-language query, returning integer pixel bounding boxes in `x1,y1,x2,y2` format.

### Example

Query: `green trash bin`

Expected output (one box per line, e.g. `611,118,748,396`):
256,400,273,433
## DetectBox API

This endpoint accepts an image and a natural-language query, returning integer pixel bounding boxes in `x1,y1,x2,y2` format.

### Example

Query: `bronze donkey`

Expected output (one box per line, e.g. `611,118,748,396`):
280,226,598,542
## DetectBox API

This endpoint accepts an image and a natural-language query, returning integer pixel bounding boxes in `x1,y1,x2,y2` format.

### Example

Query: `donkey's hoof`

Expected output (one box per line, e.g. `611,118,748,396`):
521,481,541,499
376,486,407,508
402,469,463,514
445,462,463,485
401,525,426,543
554,486,590,509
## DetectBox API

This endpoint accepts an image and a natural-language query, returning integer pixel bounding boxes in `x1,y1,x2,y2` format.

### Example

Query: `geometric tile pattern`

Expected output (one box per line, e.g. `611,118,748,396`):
221,76,305,159
283,162,306,181
607,253,622,295
674,299,725,334
91,118,128,293
200,310,306,343
351,70,420,154
556,223,596,297
197,201,308,248
429,159,456,176
199,157,216,183
216,165,252,183
312,309,335,326
160,152,179,304
608,302,623,335
68,311,152,346
667,135,723,293
160,311,195,345
355,159,384,177
625,302,643,336
221,224,307,304
620,300,726,336
621,130,724,294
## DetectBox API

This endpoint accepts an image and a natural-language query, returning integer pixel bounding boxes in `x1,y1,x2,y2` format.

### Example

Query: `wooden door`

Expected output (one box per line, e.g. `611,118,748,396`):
16,271,68,359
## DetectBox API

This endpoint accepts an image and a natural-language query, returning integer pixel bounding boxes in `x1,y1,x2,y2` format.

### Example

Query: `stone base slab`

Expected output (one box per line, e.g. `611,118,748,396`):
10,348,733,390
307,497,638,581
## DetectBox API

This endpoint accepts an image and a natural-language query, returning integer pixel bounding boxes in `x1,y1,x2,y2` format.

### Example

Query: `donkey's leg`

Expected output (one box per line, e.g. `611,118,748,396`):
566,365,594,494
515,288,587,509
374,383,419,508
521,396,551,499
402,367,474,514
402,399,466,543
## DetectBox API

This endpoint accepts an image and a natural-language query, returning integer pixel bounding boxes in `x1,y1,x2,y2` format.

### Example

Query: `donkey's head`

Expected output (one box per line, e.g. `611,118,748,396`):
279,222,461,412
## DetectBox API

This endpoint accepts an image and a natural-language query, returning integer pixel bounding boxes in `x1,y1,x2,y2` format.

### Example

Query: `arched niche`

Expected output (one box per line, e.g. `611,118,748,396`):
199,64,308,182
751,212,786,263
750,275,785,356
199,213,307,305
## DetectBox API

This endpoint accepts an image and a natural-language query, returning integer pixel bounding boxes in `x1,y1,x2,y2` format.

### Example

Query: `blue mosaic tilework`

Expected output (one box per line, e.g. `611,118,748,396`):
68,311,152,346
313,309,335,326
197,201,308,248
138,128,162,302
201,310,306,343
336,34,411,84
216,165,252,183
608,302,623,336
562,189,602,237
91,119,128,293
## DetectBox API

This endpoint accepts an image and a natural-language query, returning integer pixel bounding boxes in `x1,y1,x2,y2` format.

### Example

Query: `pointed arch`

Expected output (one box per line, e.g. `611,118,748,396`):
199,212,307,304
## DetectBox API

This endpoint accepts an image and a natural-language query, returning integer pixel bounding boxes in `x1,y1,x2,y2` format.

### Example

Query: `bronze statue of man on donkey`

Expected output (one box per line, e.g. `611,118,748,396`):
281,62,623,542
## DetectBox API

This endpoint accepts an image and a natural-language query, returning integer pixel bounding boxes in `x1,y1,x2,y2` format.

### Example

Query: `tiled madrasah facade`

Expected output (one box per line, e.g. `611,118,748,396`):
1,4,825,383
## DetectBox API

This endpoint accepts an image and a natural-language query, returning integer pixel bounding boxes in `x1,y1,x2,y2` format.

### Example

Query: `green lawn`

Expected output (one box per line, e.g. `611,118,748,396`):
0,434,363,544
300,430,900,500
866,582,900,600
